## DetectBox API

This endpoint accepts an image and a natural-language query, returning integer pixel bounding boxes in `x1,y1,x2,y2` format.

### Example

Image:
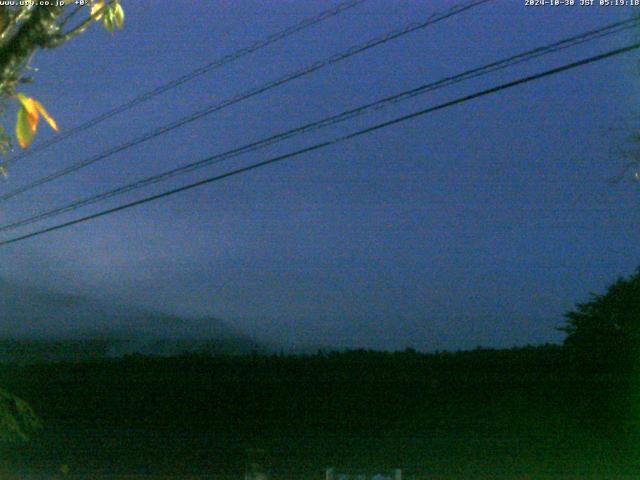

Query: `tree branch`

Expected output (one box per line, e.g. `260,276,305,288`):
58,4,84,30
46,2,113,48
0,6,35,45
0,5,64,92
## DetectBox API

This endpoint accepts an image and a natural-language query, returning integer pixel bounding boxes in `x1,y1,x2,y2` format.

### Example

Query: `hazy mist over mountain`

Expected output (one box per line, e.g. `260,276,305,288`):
0,276,565,359
0,278,258,361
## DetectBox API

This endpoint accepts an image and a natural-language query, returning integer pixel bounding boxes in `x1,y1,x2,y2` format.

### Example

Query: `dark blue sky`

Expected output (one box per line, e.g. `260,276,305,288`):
0,0,638,351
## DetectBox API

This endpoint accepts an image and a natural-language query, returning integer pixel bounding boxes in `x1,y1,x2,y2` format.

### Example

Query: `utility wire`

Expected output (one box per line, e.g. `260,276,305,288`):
1,0,368,167
0,18,636,234
0,0,492,202
1,41,637,247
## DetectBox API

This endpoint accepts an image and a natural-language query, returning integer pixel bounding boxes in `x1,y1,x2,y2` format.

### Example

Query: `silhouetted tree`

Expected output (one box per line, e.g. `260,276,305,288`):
560,269,640,369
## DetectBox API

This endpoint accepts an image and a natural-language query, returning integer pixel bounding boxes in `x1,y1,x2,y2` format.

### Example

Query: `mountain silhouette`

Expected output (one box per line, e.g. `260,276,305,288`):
0,279,258,362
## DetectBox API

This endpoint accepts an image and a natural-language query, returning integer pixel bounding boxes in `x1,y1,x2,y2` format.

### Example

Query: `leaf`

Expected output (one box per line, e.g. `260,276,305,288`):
14,94,59,148
113,2,124,29
91,1,106,20
103,6,115,33
0,388,41,442
16,106,35,149
33,99,58,132
101,2,124,33
16,93,39,133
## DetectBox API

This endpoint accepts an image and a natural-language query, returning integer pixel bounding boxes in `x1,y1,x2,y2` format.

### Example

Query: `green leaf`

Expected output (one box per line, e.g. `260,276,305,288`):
0,388,41,442
16,106,35,149
103,6,115,33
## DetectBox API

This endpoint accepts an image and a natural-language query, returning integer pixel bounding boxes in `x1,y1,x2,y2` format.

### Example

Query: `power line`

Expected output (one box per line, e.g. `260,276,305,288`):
1,0,368,167
0,0,492,202
1,41,637,247
0,18,636,234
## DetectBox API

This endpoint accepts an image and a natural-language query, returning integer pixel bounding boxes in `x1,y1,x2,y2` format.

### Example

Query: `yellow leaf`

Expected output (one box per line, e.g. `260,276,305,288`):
113,2,124,29
16,107,35,149
91,1,106,20
33,99,58,132
14,93,59,148
16,93,39,133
